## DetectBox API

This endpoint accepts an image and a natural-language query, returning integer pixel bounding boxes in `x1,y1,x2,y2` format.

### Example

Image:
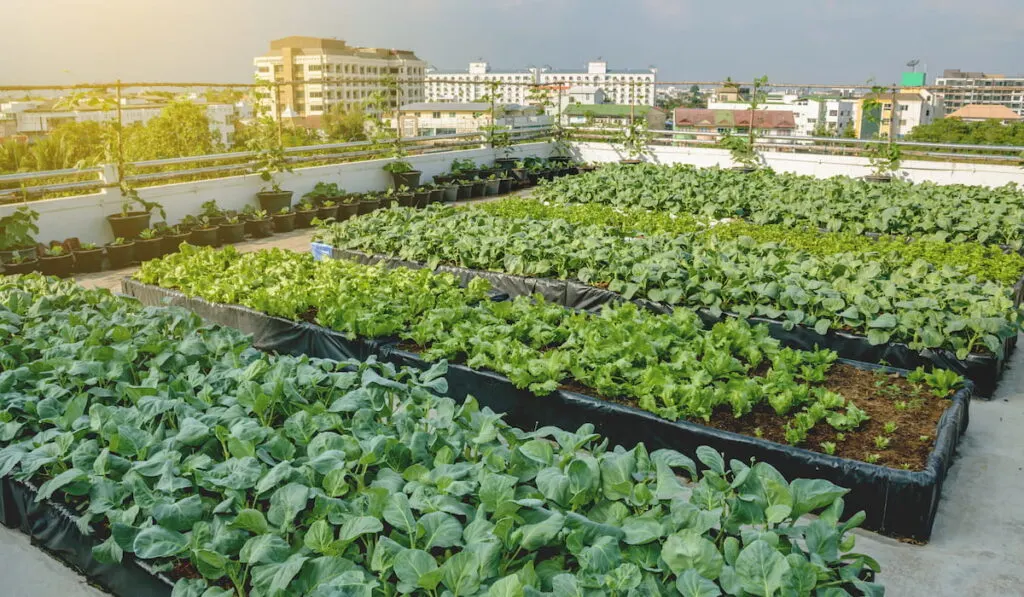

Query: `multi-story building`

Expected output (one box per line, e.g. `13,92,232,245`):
935,69,1024,117
564,104,667,130
424,62,535,105
253,36,427,122
538,61,656,106
706,95,853,137
945,104,1021,124
853,89,941,139
425,60,657,107
394,102,550,137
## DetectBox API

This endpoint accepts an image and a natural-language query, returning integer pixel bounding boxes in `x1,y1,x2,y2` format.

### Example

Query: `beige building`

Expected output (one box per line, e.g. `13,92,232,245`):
254,36,427,122
946,104,1022,123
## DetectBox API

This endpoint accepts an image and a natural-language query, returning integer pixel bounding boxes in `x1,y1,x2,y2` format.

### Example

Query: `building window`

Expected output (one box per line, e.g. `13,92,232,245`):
449,112,456,118
828,110,837,116
258,66,270,73
432,112,441,118
308,65,322,71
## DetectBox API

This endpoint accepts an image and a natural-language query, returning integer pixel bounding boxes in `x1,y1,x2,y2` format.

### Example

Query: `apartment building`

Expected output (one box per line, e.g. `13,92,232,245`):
424,62,535,105
673,109,796,140
935,69,1024,117
853,89,941,139
254,36,427,122
425,60,657,107
394,102,550,137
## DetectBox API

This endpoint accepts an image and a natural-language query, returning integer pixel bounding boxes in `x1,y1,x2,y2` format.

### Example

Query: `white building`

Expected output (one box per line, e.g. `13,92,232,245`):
425,60,657,107
424,62,535,105
707,95,854,137
539,61,656,106
935,69,1024,117
254,36,427,122
394,102,551,137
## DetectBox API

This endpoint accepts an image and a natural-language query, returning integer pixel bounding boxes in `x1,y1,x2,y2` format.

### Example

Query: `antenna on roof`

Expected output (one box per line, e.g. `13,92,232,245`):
906,59,920,72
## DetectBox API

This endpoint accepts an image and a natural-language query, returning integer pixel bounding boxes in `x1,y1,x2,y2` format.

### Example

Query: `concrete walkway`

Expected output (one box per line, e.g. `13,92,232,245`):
11,210,1024,596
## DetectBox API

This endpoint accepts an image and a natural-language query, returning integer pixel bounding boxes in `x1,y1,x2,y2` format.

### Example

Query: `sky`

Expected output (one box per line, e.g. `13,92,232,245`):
2,0,1023,88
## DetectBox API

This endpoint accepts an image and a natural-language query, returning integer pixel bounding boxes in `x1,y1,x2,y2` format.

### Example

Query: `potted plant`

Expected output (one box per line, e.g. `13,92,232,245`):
40,245,74,278
455,179,474,201
2,253,39,275
219,215,246,244
105,237,135,269
483,174,501,196
442,183,459,203
451,158,479,180
426,184,445,205
107,184,166,239
199,200,227,226
273,207,296,233
0,205,40,264
383,159,421,189
510,160,529,188
304,182,344,206
317,200,338,221
162,225,192,254
249,110,294,212
498,175,514,195
294,201,318,229
73,242,104,273
337,195,360,221
135,228,165,262
470,177,487,198
189,217,221,247
717,133,761,172
614,118,653,165
358,193,380,215
245,209,273,238
394,185,416,208
413,186,432,208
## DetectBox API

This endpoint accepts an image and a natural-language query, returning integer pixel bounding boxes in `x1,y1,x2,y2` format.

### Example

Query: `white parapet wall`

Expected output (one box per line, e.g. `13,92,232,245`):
571,142,1024,188
2,142,552,246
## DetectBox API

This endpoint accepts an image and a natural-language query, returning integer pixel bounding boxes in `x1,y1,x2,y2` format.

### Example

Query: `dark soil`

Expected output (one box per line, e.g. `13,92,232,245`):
299,305,319,324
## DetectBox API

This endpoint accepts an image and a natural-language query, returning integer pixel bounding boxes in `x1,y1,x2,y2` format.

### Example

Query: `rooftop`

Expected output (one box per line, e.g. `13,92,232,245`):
565,104,663,117
947,104,1022,120
674,108,797,129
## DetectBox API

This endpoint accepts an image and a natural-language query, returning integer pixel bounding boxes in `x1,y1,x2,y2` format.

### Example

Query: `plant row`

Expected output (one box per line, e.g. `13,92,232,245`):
0,274,882,596
313,206,1023,359
530,163,1024,248
137,246,963,464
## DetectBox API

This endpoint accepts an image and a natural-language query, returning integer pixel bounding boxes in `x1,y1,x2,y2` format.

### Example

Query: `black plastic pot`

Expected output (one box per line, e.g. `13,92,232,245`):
459,169,480,180
273,212,295,233
484,180,501,196
317,205,338,221
390,170,422,189
578,165,597,173
162,232,192,255
414,190,431,208
73,248,104,273
494,158,518,172
135,238,165,262
189,226,220,247
397,193,416,208
526,173,540,186
443,186,459,203
864,174,893,183
294,209,317,229
338,203,360,221
470,181,486,197
434,174,455,185
731,166,757,173
256,191,293,213
105,242,135,269
498,178,514,194
429,189,444,204
219,222,246,244
358,200,379,215
549,156,572,165
107,212,151,240
40,254,74,278
457,184,473,200
246,218,273,238
208,215,227,227
2,259,39,275
619,159,643,166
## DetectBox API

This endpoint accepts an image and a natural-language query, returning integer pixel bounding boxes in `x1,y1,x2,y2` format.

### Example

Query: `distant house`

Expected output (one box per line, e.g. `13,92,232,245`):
945,104,1022,124
564,104,667,130
673,108,796,140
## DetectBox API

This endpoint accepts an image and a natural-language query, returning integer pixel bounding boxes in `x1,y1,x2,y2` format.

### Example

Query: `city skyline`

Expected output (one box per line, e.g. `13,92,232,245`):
2,0,1024,87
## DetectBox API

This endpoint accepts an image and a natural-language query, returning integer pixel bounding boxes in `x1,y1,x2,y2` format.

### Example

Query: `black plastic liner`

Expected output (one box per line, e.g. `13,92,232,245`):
318,245,1013,398
127,279,971,540
0,477,173,597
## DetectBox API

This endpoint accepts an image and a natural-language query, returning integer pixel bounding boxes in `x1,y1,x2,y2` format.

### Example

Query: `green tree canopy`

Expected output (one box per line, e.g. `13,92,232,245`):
321,104,367,142
122,100,220,161
907,117,1024,146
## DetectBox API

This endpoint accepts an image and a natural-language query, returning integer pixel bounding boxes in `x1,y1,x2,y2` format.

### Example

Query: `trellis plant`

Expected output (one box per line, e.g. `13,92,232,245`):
248,80,294,192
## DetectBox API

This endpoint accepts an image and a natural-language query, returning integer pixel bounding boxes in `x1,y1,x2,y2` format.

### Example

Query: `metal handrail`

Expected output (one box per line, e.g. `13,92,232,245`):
0,167,103,183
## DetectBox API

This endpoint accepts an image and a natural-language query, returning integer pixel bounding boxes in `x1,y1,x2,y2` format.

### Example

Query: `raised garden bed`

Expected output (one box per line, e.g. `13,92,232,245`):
125,274,971,539
318,244,1011,397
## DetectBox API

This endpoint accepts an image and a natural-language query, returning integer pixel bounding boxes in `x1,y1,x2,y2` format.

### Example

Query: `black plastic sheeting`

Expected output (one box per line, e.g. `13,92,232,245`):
126,279,971,540
319,245,1013,398
0,477,173,597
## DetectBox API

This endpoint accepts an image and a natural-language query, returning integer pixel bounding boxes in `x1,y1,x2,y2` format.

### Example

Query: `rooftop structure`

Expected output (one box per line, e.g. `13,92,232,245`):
935,69,1024,117
946,104,1022,122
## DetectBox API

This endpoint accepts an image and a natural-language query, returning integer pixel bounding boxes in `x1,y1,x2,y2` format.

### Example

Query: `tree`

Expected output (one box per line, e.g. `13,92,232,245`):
321,103,367,142
906,117,1024,146
122,100,220,161
685,85,706,108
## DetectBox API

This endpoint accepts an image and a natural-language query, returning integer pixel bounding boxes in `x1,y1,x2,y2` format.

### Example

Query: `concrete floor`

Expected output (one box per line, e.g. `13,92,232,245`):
11,213,1024,596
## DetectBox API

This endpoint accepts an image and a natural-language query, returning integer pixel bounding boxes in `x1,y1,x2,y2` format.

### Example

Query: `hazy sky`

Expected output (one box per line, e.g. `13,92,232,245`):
2,0,1023,87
